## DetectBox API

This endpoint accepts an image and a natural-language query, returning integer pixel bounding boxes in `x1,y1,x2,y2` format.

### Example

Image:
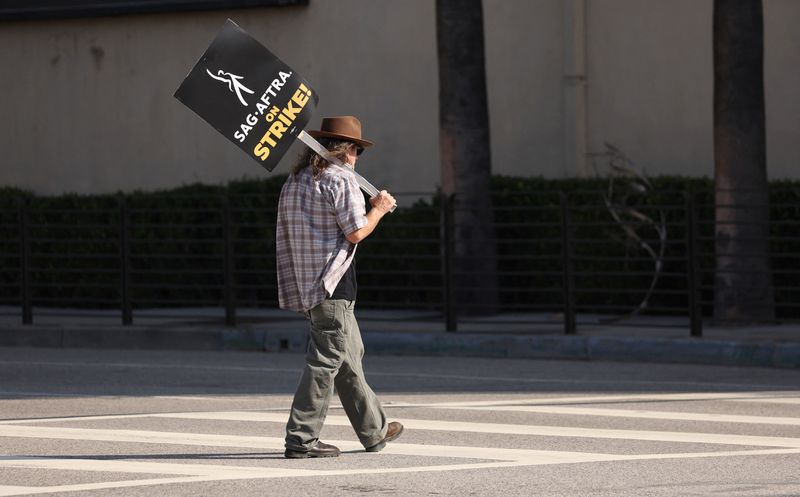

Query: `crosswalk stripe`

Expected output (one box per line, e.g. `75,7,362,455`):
1,447,800,497
6,391,797,427
395,391,800,407
1,390,796,407
431,405,800,425
0,424,618,462
147,412,800,448
732,397,800,405
0,477,219,497
155,408,800,428
1,407,799,497
12,411,793,449
6,413,800,460
0,455,320,477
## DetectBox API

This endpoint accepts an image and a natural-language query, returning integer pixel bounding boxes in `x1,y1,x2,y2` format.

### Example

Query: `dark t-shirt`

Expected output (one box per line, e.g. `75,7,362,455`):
329,260,357,301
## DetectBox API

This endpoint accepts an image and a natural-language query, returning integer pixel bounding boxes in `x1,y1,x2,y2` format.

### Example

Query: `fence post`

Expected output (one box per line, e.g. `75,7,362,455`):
560,192,576,334
18,199,32,325
119,196,132,325
222,197,236,327
440,193,457,332
686,192,703,337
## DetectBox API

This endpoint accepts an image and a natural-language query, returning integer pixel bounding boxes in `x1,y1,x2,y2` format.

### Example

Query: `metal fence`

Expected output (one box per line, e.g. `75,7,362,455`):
1,189,798,335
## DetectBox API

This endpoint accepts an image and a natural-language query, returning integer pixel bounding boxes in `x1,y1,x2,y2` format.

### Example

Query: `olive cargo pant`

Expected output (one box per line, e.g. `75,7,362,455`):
285,299,388,451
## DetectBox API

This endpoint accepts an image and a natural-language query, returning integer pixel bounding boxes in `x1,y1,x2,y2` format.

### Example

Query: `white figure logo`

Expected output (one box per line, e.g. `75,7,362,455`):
206,69,254,107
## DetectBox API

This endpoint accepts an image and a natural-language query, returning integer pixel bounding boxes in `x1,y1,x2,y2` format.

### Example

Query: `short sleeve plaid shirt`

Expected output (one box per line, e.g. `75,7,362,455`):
276,165,369,312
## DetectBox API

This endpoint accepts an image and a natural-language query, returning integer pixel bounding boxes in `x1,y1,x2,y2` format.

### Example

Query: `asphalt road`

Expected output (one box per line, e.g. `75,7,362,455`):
1,347,799,497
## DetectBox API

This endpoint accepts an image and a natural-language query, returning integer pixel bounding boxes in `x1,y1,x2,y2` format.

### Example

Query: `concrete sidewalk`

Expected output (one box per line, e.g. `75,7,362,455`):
1,306,799,369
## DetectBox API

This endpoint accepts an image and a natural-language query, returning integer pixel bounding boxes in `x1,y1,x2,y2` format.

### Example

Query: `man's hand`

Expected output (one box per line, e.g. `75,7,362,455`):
370,190,396,214
345,190,396,245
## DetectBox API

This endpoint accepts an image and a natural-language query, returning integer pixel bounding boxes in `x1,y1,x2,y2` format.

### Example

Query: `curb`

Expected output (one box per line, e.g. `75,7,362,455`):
1,325,799,369
357,332,800,369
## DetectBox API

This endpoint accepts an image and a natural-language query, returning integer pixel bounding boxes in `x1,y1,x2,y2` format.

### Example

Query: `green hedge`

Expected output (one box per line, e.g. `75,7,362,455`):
0,175,798,318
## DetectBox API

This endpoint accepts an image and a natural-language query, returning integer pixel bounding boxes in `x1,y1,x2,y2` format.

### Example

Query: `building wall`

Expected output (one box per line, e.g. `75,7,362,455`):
586,0,714,178
585,0,799,179
764,0,800,179
0,0,798,195
484,0,565,179
0,1,441,195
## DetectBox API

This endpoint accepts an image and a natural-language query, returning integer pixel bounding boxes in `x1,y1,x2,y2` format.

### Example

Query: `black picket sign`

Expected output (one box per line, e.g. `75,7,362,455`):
174,19,319,171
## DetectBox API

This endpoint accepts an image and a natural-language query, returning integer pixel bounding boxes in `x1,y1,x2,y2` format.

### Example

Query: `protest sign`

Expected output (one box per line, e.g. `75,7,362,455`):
174,19,317,172
174,19,394,209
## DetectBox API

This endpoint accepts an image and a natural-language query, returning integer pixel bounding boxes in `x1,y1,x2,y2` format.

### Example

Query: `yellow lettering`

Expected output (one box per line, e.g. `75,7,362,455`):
278,112,292,127
258,130,277,147
292,88,309,108
253,143,270,160
269,120,288,140
283,99,302,121
251,83,313,162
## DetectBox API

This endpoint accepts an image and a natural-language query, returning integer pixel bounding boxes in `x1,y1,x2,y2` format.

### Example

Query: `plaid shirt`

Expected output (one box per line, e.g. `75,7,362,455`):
276,165,368,312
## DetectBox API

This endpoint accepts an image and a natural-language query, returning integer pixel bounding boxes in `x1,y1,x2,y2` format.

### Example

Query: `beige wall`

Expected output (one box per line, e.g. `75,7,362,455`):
586,0,714,177
584,0,799,179
1,0,798,195
0,1,441,195
484,0,565,178
764,0,800,179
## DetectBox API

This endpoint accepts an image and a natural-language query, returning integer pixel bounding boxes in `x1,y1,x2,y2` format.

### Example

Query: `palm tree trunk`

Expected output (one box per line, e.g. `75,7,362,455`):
713,0,774,323
436,0,499,316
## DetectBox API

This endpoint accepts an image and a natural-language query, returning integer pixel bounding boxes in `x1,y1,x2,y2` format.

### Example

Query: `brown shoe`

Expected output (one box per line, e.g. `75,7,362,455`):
284,441,340,459
365,422,404,452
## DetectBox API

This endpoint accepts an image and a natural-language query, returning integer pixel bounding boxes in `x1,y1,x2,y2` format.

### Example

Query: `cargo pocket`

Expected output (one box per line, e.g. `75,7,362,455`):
308,300,346,367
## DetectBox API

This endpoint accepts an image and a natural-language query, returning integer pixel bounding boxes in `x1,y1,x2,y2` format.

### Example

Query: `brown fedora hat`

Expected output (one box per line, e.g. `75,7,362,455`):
307,116,374,149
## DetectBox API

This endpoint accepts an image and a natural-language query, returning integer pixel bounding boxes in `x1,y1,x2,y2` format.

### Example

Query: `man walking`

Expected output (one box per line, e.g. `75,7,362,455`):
276,116,404,458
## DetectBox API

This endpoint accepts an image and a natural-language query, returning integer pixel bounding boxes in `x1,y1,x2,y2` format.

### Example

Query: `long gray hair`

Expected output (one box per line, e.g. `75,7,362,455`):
292,138,354,179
